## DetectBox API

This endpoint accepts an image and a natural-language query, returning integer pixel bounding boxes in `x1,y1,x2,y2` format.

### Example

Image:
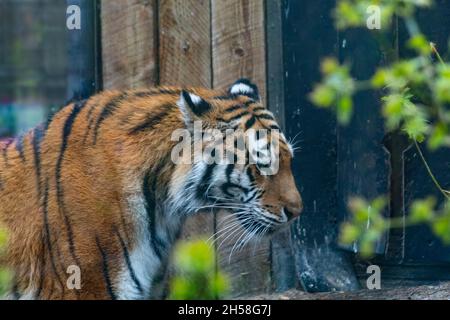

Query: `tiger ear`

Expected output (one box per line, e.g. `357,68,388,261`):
177,90,212,126
229,78,260,101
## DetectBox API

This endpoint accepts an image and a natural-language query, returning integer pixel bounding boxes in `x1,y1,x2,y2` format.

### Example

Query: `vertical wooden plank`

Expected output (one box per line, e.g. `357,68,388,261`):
159,0,211,87
266,0,285,128
212,0,270,297
266,0,297,293
212,0,267,103
158,0,214,241
337,32,391,254
101,0,157,90
284,0,360,292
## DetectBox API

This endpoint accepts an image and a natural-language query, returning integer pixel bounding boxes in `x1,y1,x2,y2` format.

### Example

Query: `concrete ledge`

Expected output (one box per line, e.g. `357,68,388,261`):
249,283,450,300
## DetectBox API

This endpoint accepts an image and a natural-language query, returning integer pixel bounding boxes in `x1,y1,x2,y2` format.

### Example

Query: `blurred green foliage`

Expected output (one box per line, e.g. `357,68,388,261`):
310,58,356,124
340,197,450,258
170,240,229,300
0,226,11,297
312,0,450,150
310,0,450,257
334,0,431,30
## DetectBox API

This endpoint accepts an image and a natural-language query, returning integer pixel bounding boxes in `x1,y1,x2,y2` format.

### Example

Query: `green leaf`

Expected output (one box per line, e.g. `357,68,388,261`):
435,77,450,103
403,115,429,142
409,198,436,223
372,197,388,212
432,216,450,245
428,122,448,150
170,240,229,300
174,240,215,274
321,58,340,75
170,278,193,300
359,237,377,259
211,273,229,297
0,268,12,297
337,95,353,125
309,85,336,108
334,1,364,29
372,69,389,88
408,34,432,55
340,223,361,245
437,64,450,78
382,94,404,130
349,198,370,223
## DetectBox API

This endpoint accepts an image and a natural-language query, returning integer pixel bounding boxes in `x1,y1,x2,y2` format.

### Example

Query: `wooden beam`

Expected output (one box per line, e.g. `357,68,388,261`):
212,0,270,297
158,0,214,240
266,0,285,129
266,0,297,292
101,0,158,89
212,0,267,103
159,0,211,87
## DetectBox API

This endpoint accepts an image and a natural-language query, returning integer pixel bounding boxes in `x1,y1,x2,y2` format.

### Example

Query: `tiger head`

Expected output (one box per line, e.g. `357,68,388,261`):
170,79,303,237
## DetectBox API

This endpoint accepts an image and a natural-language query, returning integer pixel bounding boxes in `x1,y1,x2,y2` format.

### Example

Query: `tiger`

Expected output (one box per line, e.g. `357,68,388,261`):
0,78,303,300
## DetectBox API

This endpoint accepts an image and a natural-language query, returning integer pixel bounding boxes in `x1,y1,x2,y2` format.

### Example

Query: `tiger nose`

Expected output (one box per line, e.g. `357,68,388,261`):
284,198,303,221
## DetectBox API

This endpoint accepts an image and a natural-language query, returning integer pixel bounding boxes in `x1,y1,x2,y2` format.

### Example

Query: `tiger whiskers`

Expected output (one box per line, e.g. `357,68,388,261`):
206,210,251,245
228,221,269,262
206,218,242,244
216,213,255,251
228,223,257,262
195,204,249,212
288,131,303,154
288,131,302,147
198,195,275,263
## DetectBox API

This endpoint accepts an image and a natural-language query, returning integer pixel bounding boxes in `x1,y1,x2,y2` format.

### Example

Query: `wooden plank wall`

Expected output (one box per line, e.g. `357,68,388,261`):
101,0,279,297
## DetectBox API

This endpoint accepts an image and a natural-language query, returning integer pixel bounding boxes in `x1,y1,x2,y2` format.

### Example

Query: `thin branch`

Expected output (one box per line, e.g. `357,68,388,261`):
430,42,445,65
414,140,450,200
